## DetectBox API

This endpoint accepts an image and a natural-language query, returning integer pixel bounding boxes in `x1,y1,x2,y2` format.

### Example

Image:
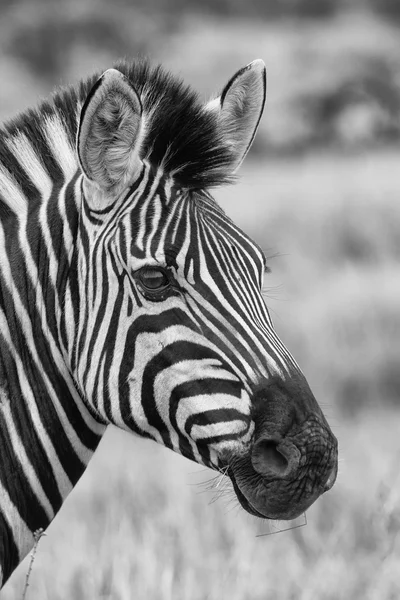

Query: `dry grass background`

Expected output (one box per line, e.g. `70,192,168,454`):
0,1,400,598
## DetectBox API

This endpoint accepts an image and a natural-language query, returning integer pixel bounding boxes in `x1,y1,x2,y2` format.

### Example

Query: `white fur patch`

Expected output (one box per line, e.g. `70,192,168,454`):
6,133,52,198
204,97,221,113
0,164,27,214
43,114,77,180
190,419,249,441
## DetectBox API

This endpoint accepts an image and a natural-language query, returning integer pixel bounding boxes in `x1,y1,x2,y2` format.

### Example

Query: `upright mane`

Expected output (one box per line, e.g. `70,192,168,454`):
0,58,233,217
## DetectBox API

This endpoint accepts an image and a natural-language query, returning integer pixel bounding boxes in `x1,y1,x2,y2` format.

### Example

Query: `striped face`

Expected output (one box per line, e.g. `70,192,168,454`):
73,62,338,520
75,173,273,451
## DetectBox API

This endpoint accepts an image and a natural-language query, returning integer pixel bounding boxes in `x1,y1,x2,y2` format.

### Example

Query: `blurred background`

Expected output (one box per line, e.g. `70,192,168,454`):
1,0,400,598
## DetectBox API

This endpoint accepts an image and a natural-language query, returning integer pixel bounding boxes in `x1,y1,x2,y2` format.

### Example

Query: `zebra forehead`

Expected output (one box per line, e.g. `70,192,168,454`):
194,193,267,263
0,58,235,209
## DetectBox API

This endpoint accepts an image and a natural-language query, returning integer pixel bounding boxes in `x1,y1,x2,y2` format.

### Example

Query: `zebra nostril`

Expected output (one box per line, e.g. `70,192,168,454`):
251,437,294,478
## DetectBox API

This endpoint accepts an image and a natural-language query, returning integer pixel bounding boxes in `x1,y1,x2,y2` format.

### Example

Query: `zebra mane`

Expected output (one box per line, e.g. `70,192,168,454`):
0,58,235,216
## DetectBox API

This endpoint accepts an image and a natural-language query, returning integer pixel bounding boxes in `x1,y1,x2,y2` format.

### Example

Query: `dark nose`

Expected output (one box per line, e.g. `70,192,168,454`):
251,435,301,479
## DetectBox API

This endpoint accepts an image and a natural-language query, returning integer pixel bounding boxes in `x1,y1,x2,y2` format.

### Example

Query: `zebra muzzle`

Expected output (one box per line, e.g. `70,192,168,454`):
226,405,338,521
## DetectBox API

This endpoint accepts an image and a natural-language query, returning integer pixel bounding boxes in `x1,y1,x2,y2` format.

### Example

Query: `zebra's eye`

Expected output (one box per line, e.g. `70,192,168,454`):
136,267,171,293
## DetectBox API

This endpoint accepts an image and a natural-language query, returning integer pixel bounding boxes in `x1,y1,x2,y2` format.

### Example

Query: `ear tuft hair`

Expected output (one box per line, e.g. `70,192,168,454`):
77,68,144,194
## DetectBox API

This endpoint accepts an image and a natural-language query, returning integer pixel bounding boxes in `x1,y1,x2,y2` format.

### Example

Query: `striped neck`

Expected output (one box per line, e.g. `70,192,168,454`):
0,284,106,587
0,165,106,587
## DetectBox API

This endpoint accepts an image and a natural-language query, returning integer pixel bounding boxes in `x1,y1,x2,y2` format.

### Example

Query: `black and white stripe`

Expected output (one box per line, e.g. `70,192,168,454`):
0,58,336,587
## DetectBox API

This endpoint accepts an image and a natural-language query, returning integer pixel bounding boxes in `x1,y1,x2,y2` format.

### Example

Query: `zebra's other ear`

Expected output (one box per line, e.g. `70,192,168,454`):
77,68,144,195
206,59,266,172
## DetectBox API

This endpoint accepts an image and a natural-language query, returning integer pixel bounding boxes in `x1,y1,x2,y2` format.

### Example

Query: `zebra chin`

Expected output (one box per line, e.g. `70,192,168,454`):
220,375,338,521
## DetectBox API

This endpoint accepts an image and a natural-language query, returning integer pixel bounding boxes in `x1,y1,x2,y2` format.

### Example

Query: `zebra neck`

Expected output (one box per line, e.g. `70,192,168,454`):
0,86,109,588
0,343,106,588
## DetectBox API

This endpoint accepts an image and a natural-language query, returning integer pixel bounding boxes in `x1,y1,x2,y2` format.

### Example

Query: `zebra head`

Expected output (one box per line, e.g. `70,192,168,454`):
73,60,337,521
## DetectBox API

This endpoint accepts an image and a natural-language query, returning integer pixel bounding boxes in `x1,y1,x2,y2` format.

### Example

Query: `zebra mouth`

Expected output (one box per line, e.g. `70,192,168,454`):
227,468,271,519
226,457,332,521
226,458,308,521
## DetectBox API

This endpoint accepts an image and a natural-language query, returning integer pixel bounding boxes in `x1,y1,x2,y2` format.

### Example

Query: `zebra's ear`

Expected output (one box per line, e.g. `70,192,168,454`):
206,59,266,172
77,68,144,195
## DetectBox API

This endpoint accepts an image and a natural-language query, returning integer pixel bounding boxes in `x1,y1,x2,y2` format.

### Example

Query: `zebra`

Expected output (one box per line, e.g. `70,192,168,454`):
0,58,337,587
